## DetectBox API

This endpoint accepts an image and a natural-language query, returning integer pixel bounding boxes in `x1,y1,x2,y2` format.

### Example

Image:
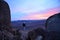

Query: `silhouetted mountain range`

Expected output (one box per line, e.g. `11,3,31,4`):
11,20,46,31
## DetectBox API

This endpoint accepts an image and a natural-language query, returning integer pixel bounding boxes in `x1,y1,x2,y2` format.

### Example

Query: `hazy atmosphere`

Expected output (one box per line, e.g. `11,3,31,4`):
5,0,60,21
0,0,60,40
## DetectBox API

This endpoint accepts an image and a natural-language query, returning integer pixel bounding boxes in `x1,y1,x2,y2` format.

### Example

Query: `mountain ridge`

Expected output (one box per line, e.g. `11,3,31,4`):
11,19,46,30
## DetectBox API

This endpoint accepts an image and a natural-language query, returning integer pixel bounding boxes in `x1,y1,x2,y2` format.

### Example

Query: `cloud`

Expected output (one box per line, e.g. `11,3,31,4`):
19,7,60,20
6,0,60,21
7,0,59,14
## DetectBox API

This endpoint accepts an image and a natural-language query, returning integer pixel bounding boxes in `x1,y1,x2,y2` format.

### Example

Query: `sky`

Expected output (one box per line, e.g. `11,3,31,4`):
5,0,60,21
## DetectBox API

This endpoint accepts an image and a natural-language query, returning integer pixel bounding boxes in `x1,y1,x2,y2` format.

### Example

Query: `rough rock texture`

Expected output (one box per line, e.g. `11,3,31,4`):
45,13,60,40
0,0,22,40
0,0,11,27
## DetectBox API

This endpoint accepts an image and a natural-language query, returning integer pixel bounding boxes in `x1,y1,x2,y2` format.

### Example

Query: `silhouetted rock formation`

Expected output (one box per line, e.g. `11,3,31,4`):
45,13,60,32
0,0,11,27
26,28,46,40
0,28,22,40
0,0,22,40
45,13,60,40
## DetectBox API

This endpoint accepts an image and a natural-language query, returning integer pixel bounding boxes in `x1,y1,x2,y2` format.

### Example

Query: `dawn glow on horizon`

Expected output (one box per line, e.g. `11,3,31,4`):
5,0,60,21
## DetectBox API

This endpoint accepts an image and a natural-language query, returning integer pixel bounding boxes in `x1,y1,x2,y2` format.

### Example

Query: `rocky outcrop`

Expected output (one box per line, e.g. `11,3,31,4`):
45,13,60,40
0,0,11,27
0,0,22,40
26,28,46,40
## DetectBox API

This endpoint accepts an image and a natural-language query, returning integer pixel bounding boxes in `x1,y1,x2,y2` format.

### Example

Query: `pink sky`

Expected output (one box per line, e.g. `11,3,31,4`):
20,7,60,20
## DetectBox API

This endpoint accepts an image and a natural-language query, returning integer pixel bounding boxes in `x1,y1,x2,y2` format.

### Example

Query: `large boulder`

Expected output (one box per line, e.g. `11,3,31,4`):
45,13,60,40
26,28,46,40
0,0,22,40
0,0,11,27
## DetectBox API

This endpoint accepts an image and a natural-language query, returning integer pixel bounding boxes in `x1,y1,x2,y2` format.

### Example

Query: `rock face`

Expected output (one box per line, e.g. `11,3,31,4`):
27,28,46,40
45,13,60,40
0,0,11,27
0,0,22,40
45,13,60,32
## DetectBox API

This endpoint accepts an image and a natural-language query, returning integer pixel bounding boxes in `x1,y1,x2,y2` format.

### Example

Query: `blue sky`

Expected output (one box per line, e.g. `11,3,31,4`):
5,0,60,21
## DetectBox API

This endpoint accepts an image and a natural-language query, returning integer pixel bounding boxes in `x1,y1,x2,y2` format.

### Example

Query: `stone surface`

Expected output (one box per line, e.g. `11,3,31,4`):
0,0,11,27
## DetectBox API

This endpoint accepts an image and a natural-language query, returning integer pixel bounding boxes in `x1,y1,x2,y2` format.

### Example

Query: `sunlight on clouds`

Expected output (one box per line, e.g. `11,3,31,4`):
19,7,60,20
5,0,60,20
19,14,50,20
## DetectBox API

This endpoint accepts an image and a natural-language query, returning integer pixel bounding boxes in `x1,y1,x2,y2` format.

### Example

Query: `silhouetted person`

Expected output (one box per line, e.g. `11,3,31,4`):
22,22,26,31
45,13,60,40
22,22,26,27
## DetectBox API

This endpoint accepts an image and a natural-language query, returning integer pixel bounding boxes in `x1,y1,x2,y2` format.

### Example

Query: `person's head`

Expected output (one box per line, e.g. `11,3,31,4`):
45,13,60,32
